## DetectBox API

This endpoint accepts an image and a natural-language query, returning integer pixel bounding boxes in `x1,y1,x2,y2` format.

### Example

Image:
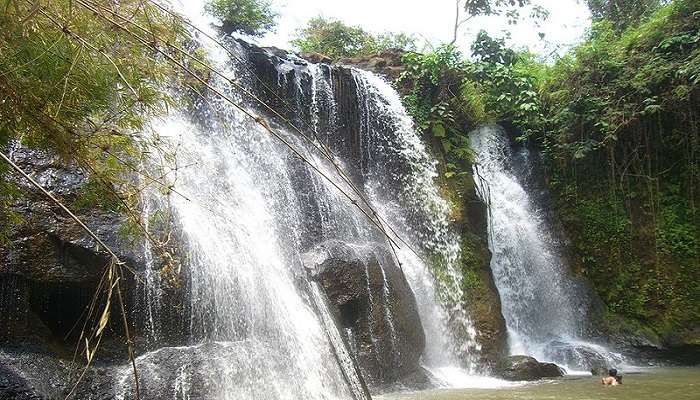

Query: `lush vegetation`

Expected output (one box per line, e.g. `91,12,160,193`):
291,16,416,59
205,0,278,36
586,0,663,29
398,32,545,180
538,0,699,339
397,0,699,342
0,0,193,244
0,0,696,348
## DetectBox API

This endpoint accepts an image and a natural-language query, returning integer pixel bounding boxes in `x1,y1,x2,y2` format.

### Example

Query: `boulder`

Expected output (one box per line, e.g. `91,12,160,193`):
304,240,426,387
0,348,78,400
495,355,564,381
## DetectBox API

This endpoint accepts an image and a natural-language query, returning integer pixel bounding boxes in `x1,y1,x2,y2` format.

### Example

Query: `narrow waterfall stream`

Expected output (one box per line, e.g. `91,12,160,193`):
350,72,499,387
470,125,622,371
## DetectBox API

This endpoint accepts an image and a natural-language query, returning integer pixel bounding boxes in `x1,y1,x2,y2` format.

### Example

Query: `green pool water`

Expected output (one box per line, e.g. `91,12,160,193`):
377,368,700,400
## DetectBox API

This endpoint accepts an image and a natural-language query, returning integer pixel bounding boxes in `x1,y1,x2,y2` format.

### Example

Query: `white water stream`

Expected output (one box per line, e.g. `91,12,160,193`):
117,2,511,397
470,125,622,372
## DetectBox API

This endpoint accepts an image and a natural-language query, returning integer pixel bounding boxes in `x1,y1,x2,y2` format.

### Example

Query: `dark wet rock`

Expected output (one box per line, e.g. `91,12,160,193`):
586,313,699,365
376,365,434,393
495,355,564,381
543,341,620,371
0,146,189,356
237,39,368,186
0,147,134,351
0,348,80,400
305,240,425,388
112,344,238,400
0,147,143,285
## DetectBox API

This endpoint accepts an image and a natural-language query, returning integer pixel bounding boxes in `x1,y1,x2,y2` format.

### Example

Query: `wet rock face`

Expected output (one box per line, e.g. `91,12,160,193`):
238,40,368,185
0,147,188,353
0,147,141,285
0,348,82,400
305,240,426,388
0,147,133,349
495,355,564,381
456,179,508,371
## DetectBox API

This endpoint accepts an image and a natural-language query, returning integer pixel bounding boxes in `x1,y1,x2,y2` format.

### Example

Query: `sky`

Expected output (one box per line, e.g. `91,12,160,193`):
256,0,593,58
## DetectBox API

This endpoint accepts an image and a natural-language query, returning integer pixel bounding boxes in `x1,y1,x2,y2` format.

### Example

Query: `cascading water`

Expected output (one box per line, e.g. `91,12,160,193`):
112,0,513,396
470,125,622,371
349,72,492,385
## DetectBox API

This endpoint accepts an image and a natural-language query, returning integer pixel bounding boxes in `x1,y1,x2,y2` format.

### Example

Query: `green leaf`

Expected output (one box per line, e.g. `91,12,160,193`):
432,123,446,138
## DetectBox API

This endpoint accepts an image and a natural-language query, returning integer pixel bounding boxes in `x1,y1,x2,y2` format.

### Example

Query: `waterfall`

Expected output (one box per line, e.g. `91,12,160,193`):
470,125,622,371
350,71,488,384
111,3,488,398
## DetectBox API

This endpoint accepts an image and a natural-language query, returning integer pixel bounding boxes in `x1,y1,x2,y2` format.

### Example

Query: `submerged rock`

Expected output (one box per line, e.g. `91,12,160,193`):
305,240,426,388
543,341,621,371
495,355,564,381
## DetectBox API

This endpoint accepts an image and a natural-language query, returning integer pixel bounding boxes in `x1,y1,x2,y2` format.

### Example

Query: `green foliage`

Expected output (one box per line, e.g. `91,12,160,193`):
0,164,22,246
464,0,529,17
374,32,418,53
73,180,124,212
543,1,700,155
463,0,548,26
470,31,547,140
0,0,190,238
399,45,484,180
291,16,416,59
656,193,698,260
460,233,486,291
586,0,662,29
471,31,517,65
509,0,700,336
204,0,278,37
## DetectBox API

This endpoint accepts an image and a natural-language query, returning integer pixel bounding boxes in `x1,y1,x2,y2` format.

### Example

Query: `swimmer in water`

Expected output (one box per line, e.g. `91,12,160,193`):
601,369,623,386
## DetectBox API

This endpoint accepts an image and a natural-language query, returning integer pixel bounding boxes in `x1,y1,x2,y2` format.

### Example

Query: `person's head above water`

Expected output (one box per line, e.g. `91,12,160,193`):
602,369,623,385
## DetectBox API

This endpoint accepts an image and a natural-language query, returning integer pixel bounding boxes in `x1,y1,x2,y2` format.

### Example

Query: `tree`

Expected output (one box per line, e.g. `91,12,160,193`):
586,0,662,29
291,17,416,59
471,31,517,65
375,32,419,53
205,0,278,37
450,0,549,44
